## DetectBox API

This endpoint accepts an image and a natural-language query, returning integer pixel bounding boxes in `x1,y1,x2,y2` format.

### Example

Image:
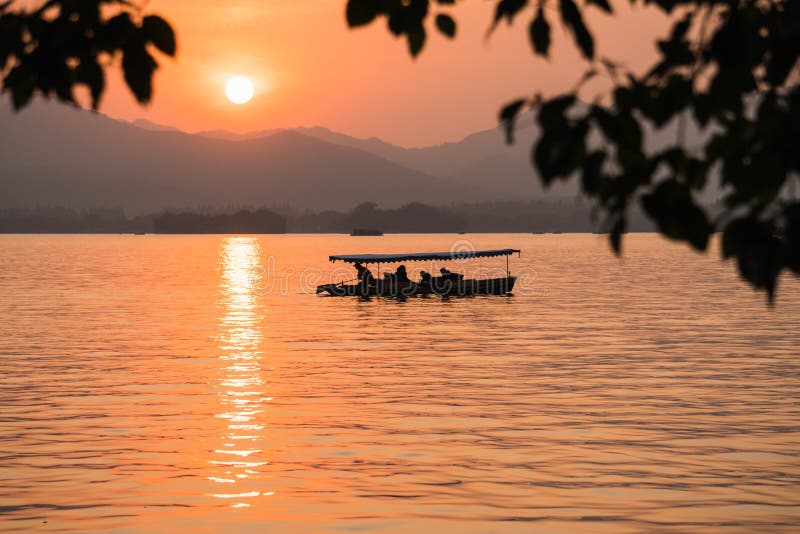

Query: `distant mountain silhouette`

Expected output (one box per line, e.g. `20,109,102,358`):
193,123,579,199
0,101,494,214
189,114,716,202
293,117,716,202
194,128,268,141
132,118,185,133
1,100,718,215
295,126,580,199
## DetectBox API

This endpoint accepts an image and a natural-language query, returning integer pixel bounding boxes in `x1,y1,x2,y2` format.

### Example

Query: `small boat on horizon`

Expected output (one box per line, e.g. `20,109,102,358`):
316,248,521,298
350,228,383,236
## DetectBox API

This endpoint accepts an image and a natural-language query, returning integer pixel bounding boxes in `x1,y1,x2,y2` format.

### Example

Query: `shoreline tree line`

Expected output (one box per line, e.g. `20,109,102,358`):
0,200,658,234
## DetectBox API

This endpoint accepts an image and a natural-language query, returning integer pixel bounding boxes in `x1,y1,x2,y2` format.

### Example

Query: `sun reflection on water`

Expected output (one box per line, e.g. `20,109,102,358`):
210,237,272,507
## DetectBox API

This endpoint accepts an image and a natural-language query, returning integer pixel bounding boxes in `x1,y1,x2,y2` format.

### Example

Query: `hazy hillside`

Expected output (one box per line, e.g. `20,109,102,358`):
132,119,184,133
0,101,492,213
294,115,715,202
1,100,719,216
216,119,718,203
191,121,579,199
294,125,581,199
298,125,529,177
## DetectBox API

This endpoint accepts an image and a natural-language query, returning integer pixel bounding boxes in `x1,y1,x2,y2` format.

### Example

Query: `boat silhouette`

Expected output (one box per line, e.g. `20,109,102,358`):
350,228,383,236
316,249,520,297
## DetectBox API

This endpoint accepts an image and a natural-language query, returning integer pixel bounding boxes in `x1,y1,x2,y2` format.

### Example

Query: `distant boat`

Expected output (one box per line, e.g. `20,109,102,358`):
134,232,146,235
350,229,383,236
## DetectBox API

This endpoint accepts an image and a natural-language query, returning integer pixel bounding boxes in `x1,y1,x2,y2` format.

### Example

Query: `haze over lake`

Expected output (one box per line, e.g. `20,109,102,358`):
1,233,798,532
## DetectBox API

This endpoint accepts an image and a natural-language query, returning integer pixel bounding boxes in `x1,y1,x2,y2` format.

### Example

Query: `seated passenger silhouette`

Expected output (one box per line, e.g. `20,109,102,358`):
354,262,374,285
396,265,410,283
439,267,462,283
419,270,432,284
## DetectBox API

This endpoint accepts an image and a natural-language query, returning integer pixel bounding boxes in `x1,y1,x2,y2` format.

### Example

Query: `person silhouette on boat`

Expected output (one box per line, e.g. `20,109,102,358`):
419,270,432,285
439,267,462,289
395,265,410,283
354,262,374,286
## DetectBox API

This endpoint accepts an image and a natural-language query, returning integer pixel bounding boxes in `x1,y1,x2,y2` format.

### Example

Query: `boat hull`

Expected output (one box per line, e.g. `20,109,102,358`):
316,276,517,297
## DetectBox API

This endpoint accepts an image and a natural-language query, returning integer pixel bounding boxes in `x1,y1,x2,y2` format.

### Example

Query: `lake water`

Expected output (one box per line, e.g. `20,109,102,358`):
1,233,799,533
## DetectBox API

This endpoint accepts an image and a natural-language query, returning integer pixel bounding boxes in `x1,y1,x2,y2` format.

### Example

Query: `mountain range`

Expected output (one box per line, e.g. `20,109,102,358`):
0,100,579,214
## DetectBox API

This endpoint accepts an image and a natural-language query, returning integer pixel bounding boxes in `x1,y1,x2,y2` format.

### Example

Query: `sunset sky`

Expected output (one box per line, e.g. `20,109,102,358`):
98,1,671,147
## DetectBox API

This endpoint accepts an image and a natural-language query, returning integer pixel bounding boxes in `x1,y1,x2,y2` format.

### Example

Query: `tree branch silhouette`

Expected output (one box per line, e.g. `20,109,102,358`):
346,0,799,304
0,0,175,110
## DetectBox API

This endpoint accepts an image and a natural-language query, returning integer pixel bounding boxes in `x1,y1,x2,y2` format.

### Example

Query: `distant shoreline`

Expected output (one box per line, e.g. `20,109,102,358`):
0,201,660,234
0,231,656,236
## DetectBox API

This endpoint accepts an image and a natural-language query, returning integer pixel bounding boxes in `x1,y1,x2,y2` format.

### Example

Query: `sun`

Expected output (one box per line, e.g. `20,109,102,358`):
225,76,254,105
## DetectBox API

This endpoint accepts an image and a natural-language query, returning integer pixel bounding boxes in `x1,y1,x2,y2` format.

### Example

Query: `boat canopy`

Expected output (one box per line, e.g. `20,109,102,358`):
329,249,520,264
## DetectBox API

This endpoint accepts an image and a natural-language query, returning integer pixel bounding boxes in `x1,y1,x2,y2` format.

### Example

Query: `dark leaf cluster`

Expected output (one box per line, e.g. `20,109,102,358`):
346,0,458,56
349,0,800,303
0,0,176,110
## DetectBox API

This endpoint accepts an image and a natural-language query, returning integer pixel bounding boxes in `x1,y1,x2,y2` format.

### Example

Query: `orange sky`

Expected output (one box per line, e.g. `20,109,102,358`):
98,1,670,147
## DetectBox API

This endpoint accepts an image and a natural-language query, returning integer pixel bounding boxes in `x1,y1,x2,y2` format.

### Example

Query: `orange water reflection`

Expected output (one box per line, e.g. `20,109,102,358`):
210,237,274,507
1,234,799,532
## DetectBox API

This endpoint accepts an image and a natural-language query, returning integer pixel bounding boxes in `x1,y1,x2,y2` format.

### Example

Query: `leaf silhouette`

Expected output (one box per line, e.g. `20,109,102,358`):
559,0,594,60
142,15,176,57
529,7,550,56
436,14,456,38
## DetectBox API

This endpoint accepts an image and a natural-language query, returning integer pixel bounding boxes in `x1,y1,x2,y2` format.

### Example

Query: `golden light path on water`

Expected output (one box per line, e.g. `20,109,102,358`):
210,238,274,507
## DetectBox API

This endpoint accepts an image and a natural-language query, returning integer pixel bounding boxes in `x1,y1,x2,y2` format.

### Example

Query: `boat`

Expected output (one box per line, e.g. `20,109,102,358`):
350,228,383,236
316,248,521,297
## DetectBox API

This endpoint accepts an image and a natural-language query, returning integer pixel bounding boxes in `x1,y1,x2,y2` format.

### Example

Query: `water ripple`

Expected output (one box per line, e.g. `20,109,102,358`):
0,234,798,532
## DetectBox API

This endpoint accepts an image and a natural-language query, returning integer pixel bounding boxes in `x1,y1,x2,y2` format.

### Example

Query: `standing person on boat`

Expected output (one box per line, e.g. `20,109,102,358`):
354,262,374,286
